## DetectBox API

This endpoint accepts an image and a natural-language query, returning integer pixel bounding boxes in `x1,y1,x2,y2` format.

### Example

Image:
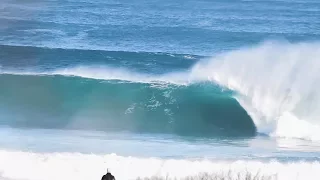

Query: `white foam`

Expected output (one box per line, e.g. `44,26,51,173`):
273,112,320,141
0,150,319,180
189,40,320,141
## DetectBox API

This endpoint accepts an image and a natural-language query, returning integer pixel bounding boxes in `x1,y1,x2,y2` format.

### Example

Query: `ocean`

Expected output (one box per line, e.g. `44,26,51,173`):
0,0,320,179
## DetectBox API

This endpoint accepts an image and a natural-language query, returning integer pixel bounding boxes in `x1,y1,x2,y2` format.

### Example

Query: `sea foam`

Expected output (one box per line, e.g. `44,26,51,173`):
0,150,319,180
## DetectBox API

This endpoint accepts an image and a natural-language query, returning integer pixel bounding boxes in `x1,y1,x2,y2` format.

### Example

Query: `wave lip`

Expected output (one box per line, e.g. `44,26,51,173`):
51,65,190,85
0,65,191,85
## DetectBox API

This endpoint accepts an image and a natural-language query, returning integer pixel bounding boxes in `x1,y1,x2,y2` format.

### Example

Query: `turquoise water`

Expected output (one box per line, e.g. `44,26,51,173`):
1,0,320,179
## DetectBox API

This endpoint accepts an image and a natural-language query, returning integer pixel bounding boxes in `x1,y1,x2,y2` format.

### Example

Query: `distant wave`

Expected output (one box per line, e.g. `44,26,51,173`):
0,150,319,180
0,44,199,74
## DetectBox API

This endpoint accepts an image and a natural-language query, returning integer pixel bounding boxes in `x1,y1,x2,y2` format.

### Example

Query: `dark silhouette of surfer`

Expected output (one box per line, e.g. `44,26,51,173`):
101,169,115,180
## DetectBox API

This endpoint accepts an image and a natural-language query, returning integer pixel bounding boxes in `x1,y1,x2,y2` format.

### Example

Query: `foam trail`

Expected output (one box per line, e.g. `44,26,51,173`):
0,150,319,180
53,66,155,82
190,40,320,141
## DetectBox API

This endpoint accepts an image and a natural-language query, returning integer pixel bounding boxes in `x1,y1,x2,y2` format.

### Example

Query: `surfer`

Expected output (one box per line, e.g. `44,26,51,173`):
101,169,115,180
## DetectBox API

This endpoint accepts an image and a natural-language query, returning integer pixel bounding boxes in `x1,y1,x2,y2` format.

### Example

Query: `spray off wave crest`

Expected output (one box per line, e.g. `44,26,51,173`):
190,41,320,141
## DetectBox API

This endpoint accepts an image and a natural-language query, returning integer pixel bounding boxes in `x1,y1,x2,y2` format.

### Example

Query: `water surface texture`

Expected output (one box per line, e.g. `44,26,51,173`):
0,0,320,180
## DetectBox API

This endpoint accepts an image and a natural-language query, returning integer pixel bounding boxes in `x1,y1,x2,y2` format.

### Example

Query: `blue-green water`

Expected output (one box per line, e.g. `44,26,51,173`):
1,0,320,179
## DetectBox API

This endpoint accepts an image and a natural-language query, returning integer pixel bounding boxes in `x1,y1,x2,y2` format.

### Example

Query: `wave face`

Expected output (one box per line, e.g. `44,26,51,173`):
0,150,320,180
0,72,255,137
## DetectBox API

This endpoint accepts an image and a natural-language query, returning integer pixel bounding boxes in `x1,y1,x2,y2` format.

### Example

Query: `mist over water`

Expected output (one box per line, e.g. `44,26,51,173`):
190,41,320,140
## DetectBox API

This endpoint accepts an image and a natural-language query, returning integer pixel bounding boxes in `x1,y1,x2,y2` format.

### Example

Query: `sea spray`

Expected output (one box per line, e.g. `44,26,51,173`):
190,41,320,140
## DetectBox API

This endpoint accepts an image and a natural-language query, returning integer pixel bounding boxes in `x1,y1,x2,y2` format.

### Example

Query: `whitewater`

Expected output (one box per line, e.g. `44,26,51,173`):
190,41,320,141
0,150,319,180
1,0,320,179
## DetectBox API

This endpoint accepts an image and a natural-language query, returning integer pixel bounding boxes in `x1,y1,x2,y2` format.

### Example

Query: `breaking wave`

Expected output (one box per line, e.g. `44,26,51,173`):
1,41,320,140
